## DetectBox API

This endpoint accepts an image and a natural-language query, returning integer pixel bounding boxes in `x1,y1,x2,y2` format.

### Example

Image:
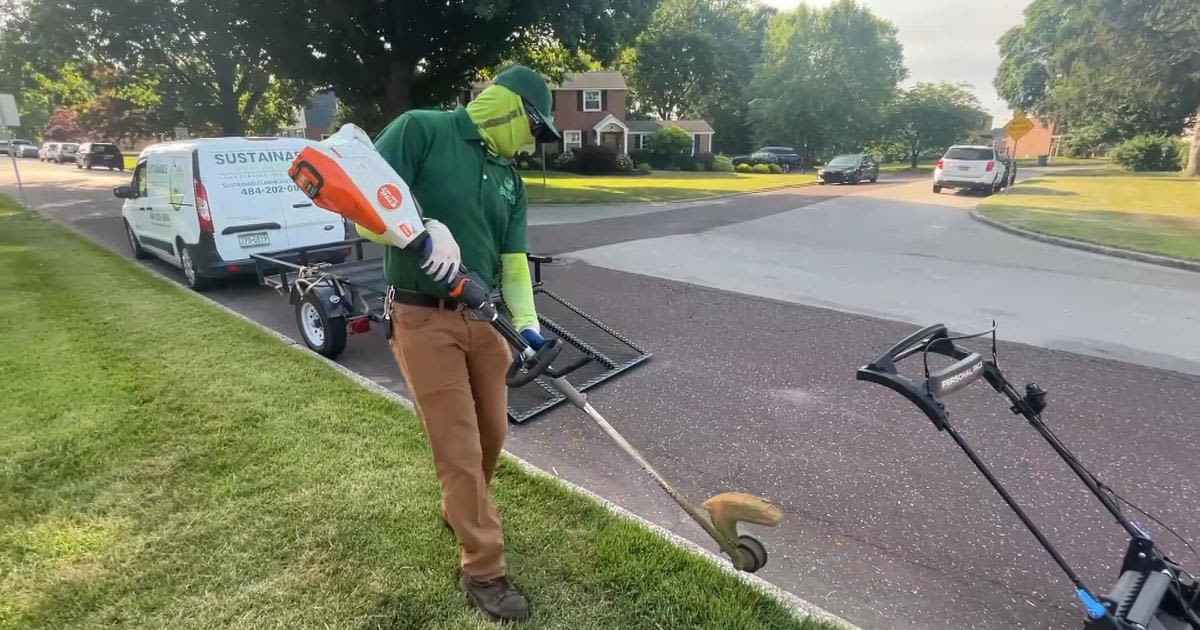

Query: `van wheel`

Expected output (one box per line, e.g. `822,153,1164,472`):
125,220,150,260
932,184,942,193
296,291,347,359
178,241,215,291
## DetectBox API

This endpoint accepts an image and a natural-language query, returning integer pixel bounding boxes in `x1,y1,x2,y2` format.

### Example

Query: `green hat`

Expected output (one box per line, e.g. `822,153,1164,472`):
494,64,560,143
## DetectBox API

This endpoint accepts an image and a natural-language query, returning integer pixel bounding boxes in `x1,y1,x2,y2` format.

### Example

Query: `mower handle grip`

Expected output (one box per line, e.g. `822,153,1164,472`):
856,324,988,430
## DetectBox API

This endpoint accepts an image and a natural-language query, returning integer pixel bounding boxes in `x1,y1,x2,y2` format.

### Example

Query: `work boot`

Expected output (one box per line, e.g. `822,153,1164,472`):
460,574,531,622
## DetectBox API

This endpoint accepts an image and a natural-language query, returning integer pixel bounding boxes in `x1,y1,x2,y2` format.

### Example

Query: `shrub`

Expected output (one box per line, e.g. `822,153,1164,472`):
735,163,754,173
1112,135,1184,172
553,150,575,171
637,162,653,174
629,148,654,167
712,155,734,172
615,154,634,172
573,144,620,173
752,163,771,174
648,125,693,169
527,156,544,170
693,152,716,171
767,163,783,174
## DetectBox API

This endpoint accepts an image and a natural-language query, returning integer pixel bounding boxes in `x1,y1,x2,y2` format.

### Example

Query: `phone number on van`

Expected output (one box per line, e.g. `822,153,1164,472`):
239,184,299,196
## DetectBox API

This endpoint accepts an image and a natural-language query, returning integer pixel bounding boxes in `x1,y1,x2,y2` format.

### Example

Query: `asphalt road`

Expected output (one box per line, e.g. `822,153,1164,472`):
5,159,1199,630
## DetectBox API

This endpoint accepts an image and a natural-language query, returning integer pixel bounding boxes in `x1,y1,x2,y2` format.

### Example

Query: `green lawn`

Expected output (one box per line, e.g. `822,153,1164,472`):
123,154,138,170
521,171,815,204
978,170,1200,261
0,213,834,630
0,193,21,216
879,162,934,174
1014,156,1109,167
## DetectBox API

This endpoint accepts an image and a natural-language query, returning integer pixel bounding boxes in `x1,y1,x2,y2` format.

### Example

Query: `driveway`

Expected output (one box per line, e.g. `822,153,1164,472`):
4,160,1198,630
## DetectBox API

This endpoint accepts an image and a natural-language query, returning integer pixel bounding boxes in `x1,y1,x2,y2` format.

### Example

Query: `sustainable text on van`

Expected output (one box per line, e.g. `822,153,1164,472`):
212,150,301,165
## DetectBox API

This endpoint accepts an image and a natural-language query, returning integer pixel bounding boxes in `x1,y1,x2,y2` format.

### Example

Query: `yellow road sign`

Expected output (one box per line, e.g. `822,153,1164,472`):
1004,114,1035,141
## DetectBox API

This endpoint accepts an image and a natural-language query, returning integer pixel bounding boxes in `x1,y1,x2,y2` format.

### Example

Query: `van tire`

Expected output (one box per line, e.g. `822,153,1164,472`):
295,291,347,359
178,240,215,292
125,220,151,260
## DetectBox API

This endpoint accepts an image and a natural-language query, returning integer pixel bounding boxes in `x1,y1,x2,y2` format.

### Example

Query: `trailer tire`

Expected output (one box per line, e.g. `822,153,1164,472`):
296,290,347,359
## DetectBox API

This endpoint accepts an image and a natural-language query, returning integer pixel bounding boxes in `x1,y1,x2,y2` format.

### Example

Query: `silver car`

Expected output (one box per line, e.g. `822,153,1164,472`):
49,142,79,163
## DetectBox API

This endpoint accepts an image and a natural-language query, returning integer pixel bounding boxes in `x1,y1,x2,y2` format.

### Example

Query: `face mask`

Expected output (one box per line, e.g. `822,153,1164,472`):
466,84,535,158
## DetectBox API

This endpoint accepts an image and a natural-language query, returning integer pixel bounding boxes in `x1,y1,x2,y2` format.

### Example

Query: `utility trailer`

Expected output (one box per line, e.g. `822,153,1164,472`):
251,240,650,422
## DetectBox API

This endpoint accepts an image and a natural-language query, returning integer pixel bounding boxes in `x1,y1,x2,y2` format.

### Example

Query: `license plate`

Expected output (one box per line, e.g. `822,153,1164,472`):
238,232,270,248
957,165,971,171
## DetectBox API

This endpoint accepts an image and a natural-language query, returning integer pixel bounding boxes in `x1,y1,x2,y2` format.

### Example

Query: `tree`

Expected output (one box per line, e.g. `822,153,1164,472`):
748,0,906,167
10,0,308,136
647,124,693,167
886,82,984,168
266,1,655,132
43,107,83,140
622,0,772,153
996,0,1200,175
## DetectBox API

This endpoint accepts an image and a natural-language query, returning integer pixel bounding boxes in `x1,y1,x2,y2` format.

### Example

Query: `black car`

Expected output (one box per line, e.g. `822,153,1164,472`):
818,153,878,184
732,146,801,173
76,142,124,170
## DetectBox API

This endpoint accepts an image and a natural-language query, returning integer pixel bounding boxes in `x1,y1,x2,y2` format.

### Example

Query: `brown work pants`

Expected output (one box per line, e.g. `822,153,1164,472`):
389,302,512,580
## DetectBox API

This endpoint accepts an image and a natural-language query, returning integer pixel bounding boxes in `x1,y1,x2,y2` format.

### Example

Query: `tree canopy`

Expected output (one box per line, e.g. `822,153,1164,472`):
995,0,1199,175
621,0,771,153
748,0,906,165
886,82,984,168
265,0,655,132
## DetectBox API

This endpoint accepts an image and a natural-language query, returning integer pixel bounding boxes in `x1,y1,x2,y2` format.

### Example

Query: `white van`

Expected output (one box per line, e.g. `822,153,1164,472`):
115,137,346,290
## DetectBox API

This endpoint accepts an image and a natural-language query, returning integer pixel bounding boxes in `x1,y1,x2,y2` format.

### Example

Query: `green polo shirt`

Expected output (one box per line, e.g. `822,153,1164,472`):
374,107,527,297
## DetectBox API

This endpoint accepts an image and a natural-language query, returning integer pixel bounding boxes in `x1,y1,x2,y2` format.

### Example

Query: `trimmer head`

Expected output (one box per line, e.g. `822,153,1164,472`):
703,492,783,572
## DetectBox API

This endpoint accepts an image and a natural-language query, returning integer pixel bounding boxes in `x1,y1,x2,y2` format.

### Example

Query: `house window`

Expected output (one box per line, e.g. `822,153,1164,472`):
630,134,645,150
583,89,602,112
564,130,582,148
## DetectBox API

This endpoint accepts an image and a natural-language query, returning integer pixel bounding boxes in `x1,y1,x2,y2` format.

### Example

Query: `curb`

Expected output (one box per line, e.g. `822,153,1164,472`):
969,210,1200,273
53,215,861,630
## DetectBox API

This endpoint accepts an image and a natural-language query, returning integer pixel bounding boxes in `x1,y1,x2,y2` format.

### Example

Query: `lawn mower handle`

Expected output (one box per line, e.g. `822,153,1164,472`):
856,323,988,430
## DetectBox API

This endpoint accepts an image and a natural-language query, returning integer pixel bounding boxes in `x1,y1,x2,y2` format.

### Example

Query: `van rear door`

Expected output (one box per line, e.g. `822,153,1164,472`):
197,138,344,262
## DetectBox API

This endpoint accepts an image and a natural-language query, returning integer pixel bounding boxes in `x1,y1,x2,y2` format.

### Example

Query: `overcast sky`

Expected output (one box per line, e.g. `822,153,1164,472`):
760,0,1034,126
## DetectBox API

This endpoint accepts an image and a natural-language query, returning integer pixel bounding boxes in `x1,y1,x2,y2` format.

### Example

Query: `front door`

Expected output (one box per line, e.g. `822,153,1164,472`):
600,131,624,153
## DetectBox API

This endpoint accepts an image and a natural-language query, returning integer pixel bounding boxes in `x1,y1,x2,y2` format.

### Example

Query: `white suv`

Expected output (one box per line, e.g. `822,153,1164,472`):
933,145,1009,195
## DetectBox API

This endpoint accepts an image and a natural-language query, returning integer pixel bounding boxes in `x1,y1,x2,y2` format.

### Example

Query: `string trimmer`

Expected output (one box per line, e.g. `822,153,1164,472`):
286,124,782,572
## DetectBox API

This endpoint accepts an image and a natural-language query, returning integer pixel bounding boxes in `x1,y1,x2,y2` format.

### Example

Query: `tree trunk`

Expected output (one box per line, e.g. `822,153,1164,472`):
1185,107,1199,177
910,147,919,169
383,58,416,123
213,56,243,136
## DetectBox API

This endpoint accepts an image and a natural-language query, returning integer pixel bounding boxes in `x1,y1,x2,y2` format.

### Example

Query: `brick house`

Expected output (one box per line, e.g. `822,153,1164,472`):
464,71,714,155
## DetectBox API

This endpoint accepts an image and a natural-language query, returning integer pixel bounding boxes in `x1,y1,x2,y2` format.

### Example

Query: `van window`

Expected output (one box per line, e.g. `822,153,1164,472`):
133,161,148,197
945,147,995,161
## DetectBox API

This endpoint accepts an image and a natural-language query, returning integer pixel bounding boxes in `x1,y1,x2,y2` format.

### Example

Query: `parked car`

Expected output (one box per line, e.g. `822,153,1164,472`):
818,153,879,184
17,143,40,158
732,146,801,173
76,141,125,170
114,137,347,290
39,142,58,160
932,145,1009,194
0,139,32,156
49,142,80,163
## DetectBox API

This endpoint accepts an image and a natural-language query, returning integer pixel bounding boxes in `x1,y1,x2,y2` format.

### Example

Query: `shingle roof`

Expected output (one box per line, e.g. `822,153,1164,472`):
557,71,628,90
626,119,715,134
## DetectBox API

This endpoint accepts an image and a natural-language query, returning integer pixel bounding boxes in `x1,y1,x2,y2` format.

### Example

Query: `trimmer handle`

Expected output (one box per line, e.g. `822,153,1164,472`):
505,339,564,387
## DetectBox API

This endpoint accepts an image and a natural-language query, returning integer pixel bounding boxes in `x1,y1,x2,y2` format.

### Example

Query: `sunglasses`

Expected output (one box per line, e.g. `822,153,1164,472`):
523,100,547,140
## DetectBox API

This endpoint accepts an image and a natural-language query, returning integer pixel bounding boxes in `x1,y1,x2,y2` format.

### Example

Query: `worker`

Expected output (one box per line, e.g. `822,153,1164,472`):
368,64,559,622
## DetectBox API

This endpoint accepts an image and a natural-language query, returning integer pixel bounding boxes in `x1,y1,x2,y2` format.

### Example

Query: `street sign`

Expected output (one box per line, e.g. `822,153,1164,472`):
0,93,19,127
1004,114,1035,141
